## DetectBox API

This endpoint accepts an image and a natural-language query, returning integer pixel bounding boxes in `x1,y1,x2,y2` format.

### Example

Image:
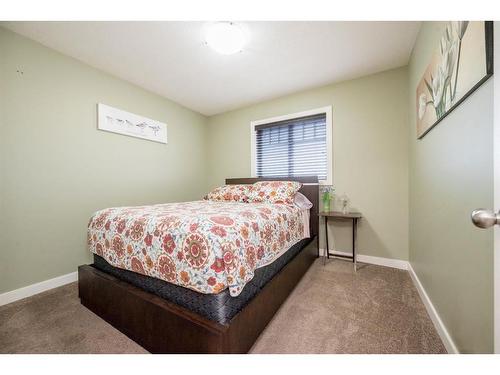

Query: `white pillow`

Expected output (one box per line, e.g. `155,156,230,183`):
294,192,313,209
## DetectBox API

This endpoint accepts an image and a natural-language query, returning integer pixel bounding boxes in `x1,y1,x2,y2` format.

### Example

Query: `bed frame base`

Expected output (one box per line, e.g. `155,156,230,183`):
78,237,317,353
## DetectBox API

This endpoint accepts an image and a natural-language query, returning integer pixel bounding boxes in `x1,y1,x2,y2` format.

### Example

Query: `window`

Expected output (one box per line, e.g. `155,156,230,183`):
251,107,332,184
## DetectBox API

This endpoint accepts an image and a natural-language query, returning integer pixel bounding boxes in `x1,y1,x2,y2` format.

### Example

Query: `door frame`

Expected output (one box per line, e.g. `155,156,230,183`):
494,21,500,354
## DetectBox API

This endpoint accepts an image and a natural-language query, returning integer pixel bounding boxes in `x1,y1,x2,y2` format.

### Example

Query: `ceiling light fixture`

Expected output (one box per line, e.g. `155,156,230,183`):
205,22,247,55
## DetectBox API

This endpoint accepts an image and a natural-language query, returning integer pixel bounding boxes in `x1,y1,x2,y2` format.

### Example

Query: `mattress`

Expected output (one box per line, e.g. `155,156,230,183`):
87,200,309,296
92,237,313,325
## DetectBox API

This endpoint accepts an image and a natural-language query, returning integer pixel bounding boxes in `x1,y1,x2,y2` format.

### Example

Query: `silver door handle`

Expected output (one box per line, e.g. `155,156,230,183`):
471,209,500,229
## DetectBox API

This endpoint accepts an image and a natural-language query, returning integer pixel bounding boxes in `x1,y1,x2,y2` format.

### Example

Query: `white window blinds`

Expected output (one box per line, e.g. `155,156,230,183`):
255,113,327,181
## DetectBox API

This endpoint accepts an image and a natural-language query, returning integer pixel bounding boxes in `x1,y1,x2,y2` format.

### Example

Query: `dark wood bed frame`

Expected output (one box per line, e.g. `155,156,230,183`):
78,176,319,353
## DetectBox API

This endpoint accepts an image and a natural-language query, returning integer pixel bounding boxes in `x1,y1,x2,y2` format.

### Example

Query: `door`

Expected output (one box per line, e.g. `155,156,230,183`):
472,21,499,354
474,21,500,353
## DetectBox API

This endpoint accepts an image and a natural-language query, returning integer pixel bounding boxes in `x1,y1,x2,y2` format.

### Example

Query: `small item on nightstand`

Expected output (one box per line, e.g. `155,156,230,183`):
339,193,350,214
320,185,335,212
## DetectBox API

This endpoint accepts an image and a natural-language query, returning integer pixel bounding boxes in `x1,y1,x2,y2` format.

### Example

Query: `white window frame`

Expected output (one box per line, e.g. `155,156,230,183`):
250,106,333,185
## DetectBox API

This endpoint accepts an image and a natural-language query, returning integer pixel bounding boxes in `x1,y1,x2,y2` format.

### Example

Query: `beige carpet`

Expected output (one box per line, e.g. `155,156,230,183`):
0,259,446,354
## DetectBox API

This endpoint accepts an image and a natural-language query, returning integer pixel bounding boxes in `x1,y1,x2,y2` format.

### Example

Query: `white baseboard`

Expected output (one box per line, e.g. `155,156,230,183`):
0,271,78,307
319,248,408,270
407,263,458,354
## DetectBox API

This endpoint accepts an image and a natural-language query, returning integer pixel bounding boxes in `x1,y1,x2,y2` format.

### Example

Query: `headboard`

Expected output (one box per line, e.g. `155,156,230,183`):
225,176,319,240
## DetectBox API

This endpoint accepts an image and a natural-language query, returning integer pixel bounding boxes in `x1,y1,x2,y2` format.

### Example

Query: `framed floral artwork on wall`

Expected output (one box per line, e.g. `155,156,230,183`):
416,21,493,139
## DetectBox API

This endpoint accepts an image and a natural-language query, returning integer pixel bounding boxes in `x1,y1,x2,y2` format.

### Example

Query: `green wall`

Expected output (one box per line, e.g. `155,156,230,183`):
207,68,410,261
0,28,208,293
408,22,494,353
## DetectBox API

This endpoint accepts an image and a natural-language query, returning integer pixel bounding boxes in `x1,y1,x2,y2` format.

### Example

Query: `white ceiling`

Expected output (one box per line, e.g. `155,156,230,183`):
2,21,421,116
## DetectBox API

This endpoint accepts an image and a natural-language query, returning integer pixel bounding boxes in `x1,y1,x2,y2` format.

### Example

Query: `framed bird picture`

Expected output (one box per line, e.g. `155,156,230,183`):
416,21,493,139
97,103,168,144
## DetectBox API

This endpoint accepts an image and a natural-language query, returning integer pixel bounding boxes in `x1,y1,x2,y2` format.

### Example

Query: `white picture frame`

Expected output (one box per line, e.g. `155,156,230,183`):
97,103,167,144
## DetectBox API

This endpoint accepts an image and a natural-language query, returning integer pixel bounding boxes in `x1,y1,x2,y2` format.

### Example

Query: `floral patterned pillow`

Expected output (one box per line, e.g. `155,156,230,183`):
204,184,253,203
248,181,302,205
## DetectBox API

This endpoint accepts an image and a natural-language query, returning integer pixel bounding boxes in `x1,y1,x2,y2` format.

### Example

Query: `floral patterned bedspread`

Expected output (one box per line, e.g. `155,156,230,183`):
87,200,308,296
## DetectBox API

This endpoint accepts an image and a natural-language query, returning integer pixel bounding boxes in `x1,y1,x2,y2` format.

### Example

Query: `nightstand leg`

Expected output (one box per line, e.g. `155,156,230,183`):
353,218,357,272
324,216,329,265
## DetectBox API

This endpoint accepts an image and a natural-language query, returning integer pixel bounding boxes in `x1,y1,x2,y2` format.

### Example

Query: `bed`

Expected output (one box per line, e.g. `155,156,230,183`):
78,176,319,353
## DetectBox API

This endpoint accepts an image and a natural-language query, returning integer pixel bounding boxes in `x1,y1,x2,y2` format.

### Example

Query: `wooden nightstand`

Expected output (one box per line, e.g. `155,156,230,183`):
318,211,362,271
